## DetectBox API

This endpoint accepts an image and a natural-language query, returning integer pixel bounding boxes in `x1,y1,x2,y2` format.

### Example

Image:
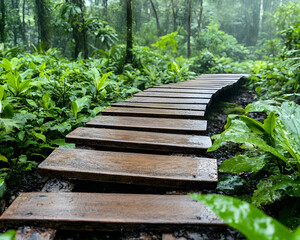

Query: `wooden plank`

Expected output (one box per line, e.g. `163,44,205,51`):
134,92,213,99
144,88,218,94
125,97,210,104
101,106,205,119
112,102,207,111
65,127,212,153
154,85,221,89
86,116,207,134
0,193,223,231
38,148,217,188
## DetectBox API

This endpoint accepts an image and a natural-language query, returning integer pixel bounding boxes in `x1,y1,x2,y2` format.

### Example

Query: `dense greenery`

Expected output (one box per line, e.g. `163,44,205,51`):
0,0,299,238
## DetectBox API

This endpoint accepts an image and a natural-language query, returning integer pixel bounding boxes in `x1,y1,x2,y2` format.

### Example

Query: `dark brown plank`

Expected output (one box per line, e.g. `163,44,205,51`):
125,97,210,104
154,85,221,89
65,127,212,153
38,148,217,188
0,193,223,231
144,88,218,94
86,116,207,134
134,92,213,99
112,102,207,111
101,106,205,119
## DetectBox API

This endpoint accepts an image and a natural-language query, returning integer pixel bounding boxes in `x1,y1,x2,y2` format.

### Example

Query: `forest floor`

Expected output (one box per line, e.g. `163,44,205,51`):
1,85,257,240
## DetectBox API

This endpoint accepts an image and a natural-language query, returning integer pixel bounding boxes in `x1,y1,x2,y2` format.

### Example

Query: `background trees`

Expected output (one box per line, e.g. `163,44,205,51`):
0,0,298,59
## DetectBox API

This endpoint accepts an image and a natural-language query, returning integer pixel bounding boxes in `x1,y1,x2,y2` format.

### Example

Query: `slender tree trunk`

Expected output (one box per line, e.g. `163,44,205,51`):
126,0,133,63
103,0,107,20
0,0,5,42
72,0,88,59
187,0,191,58
197,0,203,36
11,0,18,45
149,0,161,36
22,0,26,43
258,0,264,39
35,0,51,49
171,0,177,32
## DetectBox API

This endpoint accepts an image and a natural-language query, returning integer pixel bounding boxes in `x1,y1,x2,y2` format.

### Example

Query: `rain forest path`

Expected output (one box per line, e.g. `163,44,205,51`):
0,74,248,236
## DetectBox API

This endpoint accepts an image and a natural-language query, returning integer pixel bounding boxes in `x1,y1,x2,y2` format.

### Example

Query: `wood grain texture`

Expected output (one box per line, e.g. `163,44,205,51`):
101,106,205,119
112,102,207,111
144,88,218,94
86,116,207,134
0,193,223,231
38,148,217,188
134,92,213,99
125,97,210,104
65,127,212,153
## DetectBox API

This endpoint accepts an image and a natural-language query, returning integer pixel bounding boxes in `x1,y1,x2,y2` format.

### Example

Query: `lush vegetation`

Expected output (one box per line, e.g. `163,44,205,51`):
0,0,299,238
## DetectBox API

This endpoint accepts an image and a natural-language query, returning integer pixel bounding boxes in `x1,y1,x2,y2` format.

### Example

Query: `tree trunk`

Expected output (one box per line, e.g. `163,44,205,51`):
197,0,203,36
126,0,133,64
34,0,51,50
71,0,88,59
0,0,5,42
187,0,191,58
22,0,26,44
11,0,18,45
170,0,177,32
149,0,161,36
258,0,264,39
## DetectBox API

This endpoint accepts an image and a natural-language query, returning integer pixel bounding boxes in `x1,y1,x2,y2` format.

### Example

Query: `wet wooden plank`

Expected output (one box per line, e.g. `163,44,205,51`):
134,92,213,99
144,88,218,94
112,102,207,111
101,106,205,119
0,193,223,231
154,85,221,89
65,127,212,153
125,97,210,104
38,148,217,188
86,116,207,134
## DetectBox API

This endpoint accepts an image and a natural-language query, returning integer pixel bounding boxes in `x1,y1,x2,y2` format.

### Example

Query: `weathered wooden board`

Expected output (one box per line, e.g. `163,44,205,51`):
134,92,213,99
0,193,223,231
144,88,218,94
86,116,207,134
65,127,212,153
38,148,217,188
101,106,205,119
153,85,221,89
112,102,207,111
125,97,210,104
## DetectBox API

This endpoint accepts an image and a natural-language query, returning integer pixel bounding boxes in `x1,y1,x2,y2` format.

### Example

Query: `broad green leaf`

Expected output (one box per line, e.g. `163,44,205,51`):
217,175,246,194
32,131,46,143
189,194,294,240
26,99,38,108
0,85,4,101
0,58,13,72
38,62,46,72
0,178,7,198
71,101,79,119
29,62,37,71
219,153,267,173
0,229,17,240
252,175,300,206
209,120,286,163
96,71,113,92
239,115,265,134
0,154,8,163
245,101,280,115
224,114,238,130
264,112,276,135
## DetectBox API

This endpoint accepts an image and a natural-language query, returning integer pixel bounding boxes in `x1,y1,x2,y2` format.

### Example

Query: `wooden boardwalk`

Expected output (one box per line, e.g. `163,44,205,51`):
0,74,246,232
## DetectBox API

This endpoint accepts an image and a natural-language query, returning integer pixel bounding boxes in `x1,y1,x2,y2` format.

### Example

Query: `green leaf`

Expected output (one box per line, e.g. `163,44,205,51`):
0,85,4,101
38,62,46,72
219,153,267,173
32,131,46,143
217,175,246,194
28,62,37,71
189,194,294,240
96,71,113,92
0,178,7,198
239,115,265,134
26,99,38,108
0,229,16,240
245,101,280,115
71,100,79,119
252,175,300,206
0,154,8,163
264,112,276,135
0,58,13,72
